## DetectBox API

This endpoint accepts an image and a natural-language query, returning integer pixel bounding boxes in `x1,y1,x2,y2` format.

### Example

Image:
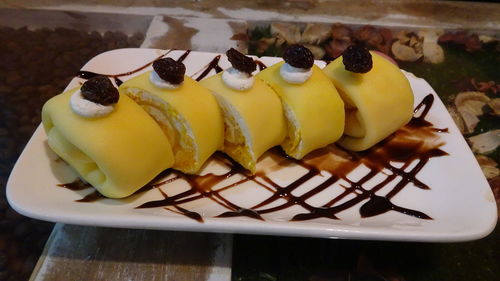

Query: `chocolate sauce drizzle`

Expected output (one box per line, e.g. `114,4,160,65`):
57,180,91,191
75,50,245,85
59,51,449,223
59,169,179,203
255,60,267,71
76,49,175,86
60,93,447,223
176,50,191,63
76,191,104,202
136,94,445,222
193,55,223,81
58,181,103,202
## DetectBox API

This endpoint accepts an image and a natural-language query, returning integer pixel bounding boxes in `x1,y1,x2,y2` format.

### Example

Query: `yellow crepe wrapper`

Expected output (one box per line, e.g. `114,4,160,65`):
42,87,174,198
323,51,414,151
200,73,286,173
257,62,345,159
119,73,224,174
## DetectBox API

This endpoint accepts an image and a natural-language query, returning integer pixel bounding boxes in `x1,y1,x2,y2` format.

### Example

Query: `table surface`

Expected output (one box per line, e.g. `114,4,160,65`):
31,225,232,281
0,1,498,281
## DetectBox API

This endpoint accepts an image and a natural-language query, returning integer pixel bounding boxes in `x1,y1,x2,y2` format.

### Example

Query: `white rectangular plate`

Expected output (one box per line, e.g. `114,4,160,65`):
7,48,497,242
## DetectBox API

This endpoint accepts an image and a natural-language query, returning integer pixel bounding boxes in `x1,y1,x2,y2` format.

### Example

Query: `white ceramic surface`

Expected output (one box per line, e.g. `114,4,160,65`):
7,48,497,242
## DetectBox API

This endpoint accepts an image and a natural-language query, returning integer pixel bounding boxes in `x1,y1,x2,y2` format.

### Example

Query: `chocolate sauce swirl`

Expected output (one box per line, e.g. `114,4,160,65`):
59,94,446,222
76,50,224,85
58,180,103,202
135,94,444,222
255,60,267,71
176,50,191,63
76,49,175,86
193,55,223,81
59,51,448,223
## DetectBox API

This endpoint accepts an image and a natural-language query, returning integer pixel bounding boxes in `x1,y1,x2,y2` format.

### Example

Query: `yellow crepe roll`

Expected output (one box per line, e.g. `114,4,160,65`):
258,60,345,159
323,46,414,151
42,78,174,198
200,49,287,173
119,58,224,174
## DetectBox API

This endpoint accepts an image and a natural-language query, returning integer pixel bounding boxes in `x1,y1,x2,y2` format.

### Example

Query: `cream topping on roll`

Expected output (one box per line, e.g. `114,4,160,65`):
149,70,182,89
280,63,312,84
70,90,115,118
222,67,255,91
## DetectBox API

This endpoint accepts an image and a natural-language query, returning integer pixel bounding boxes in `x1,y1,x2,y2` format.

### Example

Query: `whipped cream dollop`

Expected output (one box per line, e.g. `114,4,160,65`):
280,63,312,84
149,70,182,90
70,90,115,118
222,67,255,91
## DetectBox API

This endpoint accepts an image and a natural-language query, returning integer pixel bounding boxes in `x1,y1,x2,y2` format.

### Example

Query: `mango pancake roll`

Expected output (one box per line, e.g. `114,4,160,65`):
200,48,287,173
323,45,414,151
257,45,345,159
119,58,224,174
42,76,174,198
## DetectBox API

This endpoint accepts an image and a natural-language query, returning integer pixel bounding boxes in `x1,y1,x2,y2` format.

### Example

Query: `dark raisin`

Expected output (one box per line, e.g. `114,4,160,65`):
283,44,314,69
81,76,119,105
226,48,256,74
342,45,373,73
152,58,185,84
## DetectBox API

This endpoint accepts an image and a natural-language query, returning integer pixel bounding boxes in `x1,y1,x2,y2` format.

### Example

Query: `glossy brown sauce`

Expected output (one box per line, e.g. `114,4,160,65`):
60,52,448,223
76,191,104,202
176,50,191,63
193,55,223,81
76,49,174,86
60,169,180,203
60,93,446,222
57,180,92,191
76,50,263,84
255,60,267,71
58,180,103,202
136,94,445,221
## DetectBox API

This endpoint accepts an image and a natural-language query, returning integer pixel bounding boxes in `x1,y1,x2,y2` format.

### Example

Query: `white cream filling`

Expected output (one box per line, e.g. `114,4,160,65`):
149,70,182,89
70,90,115,118
280,63,312,84
222,67,255,91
